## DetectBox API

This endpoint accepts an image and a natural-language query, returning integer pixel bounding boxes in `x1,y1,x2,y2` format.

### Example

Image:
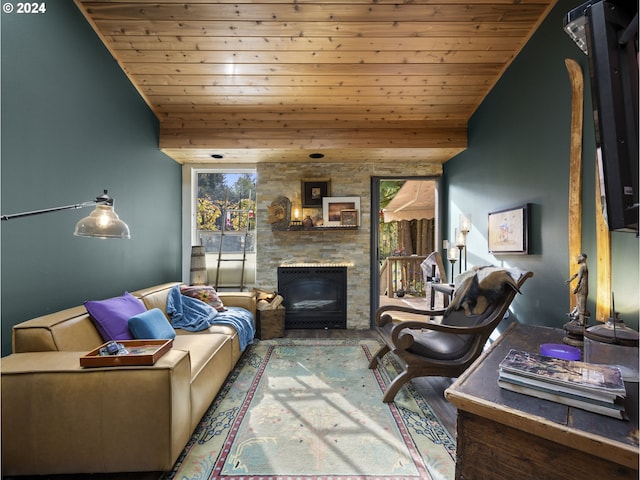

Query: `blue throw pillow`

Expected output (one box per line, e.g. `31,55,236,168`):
85,292,146,341
128,308,176,340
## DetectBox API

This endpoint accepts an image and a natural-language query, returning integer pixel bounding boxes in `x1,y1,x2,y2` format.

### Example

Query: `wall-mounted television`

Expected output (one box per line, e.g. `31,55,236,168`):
564,0,638,233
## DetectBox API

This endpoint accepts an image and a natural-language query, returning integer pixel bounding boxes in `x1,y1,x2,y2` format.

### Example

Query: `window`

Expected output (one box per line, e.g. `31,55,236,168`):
186,167,257,288
195,171,257,254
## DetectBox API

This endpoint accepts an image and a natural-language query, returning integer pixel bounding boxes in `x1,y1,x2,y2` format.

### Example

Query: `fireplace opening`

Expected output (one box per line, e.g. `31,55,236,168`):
277,266,347,329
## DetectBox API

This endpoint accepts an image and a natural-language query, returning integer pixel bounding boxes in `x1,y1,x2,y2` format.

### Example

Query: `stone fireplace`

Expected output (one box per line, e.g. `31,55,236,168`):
255,161,442,330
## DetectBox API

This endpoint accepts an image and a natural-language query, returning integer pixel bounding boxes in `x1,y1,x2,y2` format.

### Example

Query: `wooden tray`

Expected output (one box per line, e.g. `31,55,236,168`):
80,339,173,368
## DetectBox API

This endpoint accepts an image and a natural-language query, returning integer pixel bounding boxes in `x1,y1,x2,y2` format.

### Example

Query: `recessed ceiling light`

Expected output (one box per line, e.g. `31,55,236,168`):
309,153,324,159
210,154,224,159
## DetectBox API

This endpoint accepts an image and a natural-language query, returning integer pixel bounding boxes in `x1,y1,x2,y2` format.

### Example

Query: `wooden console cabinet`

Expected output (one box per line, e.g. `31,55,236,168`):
445,323,639,480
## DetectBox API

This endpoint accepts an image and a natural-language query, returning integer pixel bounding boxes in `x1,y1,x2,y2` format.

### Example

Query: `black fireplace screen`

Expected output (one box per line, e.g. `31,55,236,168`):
277,266,347,329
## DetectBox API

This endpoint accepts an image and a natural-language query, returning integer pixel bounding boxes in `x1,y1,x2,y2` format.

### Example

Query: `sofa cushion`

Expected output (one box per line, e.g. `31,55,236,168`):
172,334,231,381
84,292,146,341
135,282,180,317
128,308,176,340
180,285,226,311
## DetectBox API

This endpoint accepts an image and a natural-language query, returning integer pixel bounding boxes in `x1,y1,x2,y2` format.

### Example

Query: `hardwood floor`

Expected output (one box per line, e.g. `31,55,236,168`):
369,295,458,435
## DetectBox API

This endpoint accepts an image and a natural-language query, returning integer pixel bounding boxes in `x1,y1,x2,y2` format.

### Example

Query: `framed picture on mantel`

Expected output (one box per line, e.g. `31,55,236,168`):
301,178,331,208
340,209,358,226
323,196,360,226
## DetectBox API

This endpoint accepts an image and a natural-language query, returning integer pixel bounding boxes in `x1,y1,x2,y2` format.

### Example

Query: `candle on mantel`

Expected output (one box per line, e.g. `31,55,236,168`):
448,247,459,261
294,209,299,220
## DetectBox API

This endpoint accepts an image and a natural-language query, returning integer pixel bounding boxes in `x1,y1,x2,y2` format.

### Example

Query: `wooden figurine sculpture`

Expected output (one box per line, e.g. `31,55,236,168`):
563,253,589,346
268,196,291,231
566,253,589,326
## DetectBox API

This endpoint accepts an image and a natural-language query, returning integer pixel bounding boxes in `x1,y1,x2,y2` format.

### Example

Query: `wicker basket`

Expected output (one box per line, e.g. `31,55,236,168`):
257,308,285,340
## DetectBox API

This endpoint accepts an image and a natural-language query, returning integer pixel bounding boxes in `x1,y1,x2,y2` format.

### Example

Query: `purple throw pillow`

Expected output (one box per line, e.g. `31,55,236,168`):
85,292,147,341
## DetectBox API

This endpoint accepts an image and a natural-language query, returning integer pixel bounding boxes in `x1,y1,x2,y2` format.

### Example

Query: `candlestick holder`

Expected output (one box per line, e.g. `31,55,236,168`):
455,228,466,274
459,214,471,270
447,247,459,284
289,220,303,230
449,257,457,282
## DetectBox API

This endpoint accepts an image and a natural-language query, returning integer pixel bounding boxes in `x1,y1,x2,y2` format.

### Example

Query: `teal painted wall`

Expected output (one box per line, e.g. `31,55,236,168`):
443,0,639,331
1,1,182,355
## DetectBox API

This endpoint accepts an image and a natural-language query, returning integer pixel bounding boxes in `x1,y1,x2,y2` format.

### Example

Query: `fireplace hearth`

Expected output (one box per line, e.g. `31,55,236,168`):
277,265,347,329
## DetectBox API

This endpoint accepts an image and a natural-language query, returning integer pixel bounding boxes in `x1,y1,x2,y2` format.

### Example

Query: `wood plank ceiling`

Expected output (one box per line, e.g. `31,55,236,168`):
74,0,558,165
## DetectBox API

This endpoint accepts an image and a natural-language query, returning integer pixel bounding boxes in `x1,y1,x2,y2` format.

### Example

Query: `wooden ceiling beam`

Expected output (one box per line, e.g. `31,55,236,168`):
159,147,462,166
159,126,467,149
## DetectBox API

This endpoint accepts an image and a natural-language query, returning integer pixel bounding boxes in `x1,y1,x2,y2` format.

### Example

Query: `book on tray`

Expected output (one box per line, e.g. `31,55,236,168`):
498,349,627,419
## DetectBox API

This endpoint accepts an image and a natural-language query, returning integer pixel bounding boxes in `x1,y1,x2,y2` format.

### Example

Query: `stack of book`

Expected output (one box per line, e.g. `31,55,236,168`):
498,349,627,419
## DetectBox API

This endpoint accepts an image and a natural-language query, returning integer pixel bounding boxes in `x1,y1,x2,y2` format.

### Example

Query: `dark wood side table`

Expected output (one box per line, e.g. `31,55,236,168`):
445,322,639,480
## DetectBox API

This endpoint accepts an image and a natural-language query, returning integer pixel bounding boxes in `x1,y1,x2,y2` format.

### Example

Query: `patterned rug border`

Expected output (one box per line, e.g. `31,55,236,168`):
163,337,456,480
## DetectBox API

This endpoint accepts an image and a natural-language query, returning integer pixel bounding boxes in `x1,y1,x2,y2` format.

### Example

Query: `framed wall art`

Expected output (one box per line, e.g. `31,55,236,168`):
340,209,358,226
488,204,529,254
301,178,331,208
323,196,360,226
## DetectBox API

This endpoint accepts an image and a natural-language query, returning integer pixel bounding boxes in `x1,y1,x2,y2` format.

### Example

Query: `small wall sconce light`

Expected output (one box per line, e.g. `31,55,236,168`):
1,190,131,239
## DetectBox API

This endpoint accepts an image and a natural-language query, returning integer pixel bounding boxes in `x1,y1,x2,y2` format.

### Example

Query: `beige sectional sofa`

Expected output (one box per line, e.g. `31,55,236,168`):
1,282,256,476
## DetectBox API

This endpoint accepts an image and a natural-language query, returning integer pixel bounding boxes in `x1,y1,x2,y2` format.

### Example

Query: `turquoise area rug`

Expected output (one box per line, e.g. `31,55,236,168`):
163,338,456,480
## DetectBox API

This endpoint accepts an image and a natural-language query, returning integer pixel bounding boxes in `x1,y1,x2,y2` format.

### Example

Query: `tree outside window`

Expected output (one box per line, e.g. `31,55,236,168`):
196,172,257,254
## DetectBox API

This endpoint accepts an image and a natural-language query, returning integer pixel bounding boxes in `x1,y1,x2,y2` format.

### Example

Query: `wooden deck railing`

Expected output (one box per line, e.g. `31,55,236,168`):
380,255,428,298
